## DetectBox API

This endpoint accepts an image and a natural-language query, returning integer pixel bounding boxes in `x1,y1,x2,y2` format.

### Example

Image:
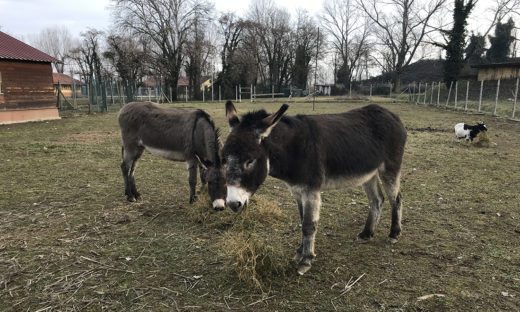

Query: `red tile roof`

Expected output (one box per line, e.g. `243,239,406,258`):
52,73,83,85
0,31,60,63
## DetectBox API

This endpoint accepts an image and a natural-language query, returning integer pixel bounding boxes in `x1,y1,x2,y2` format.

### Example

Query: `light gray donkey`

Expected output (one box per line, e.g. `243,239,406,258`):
118,101,226,210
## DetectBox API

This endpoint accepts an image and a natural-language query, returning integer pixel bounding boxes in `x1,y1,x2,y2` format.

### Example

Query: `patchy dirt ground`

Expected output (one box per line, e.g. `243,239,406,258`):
0,98,519,311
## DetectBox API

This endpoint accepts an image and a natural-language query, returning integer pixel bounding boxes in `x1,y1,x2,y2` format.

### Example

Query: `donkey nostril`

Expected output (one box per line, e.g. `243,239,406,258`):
227,201,242,212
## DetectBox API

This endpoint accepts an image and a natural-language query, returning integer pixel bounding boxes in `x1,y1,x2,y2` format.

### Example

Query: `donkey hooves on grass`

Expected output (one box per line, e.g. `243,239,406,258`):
356,231,374,242
126,195,136,202
387,237,399,244
297,264,312,276
189,196,197,204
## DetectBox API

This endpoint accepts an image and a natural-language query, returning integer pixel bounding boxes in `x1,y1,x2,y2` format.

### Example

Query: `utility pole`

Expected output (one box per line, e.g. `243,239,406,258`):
313,27,319,111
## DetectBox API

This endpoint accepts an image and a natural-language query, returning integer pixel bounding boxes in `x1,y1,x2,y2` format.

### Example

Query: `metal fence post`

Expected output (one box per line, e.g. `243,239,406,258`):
465,80,469,111
186,86,188,102
349,83,352,98
236,85,238,101
430,82,434,105
369,84,372,100
454,81,458,109
415,82,421,104
437,81,441,106
413,83,416,102
513,78,519,119
219,85,221,102
239,84,242,102
478,80,483,112
423,83,427,105
446,81,453,107
494,79,500,116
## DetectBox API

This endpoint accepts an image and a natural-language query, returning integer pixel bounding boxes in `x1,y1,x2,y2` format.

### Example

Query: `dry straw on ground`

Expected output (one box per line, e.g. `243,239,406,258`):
472,130,491,148
187,189,290,290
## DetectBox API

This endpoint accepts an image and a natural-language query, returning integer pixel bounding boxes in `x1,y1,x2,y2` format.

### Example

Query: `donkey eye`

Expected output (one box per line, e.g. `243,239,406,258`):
244,159,256,170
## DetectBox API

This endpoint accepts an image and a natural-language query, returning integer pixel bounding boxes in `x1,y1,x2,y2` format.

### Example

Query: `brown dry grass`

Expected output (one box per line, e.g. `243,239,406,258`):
1,98,519,311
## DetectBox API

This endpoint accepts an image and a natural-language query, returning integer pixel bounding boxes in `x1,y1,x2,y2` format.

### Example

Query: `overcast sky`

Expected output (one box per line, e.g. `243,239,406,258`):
0,0,326,40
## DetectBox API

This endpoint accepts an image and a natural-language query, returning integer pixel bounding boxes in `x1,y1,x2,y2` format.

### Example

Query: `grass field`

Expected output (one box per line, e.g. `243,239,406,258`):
1,97,519,311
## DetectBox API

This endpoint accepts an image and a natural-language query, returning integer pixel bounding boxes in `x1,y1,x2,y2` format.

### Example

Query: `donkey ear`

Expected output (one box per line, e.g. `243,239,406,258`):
226,100,240,130
258,104,289,140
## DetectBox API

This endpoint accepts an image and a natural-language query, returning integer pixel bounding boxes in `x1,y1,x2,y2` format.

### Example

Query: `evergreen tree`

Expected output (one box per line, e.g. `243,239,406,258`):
486,18,515,62
444,0,476,84
465,34,486,63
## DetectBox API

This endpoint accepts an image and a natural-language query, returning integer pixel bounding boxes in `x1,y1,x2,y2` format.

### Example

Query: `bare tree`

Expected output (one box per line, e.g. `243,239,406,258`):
247,0,293,91
29,26,73,73
104,34,148,102
321,0,370,88
185,15,216,100
479,0,520,37
293,9,322,90
112,0,212,101
359,0,447,91
69,29,106,108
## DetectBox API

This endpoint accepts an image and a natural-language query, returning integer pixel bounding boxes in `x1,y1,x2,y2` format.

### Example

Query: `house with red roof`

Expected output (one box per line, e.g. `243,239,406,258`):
53,73,83,97
0,31,60,124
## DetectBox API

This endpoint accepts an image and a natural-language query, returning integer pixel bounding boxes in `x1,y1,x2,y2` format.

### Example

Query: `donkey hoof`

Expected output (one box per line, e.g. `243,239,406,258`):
134,192,141,201
189,196,197,204
297,264,312,275
126,195,136,202
387,235,400,244
356,231,373,242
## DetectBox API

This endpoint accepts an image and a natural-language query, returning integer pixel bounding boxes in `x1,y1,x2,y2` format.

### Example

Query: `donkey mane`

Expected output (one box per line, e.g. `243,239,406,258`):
240,110,301,129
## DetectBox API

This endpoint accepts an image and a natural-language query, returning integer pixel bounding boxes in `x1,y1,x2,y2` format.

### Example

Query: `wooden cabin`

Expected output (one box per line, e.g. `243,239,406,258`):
0,31,60,124
53,73,83,97
472,61,520,81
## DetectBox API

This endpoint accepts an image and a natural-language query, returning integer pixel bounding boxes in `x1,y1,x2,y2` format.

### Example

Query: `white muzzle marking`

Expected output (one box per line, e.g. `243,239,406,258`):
212,199,225,209
226,185,251,205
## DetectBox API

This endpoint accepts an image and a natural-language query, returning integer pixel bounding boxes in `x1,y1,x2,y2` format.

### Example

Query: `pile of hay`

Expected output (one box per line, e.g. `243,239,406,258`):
472,130,491,148
219,231,290,290
187,188,290,289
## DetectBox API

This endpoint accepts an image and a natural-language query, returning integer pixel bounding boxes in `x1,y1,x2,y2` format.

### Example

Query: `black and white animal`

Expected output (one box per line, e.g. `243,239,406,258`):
454,122,487,141
118,101,226,210
221,101,407,275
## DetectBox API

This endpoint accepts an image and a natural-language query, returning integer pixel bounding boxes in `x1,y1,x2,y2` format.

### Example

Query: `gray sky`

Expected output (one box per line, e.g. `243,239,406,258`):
0,0,501,41
0,0,325,40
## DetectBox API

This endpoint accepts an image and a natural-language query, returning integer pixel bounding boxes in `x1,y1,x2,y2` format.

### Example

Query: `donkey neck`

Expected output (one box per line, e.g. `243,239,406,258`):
261,116,323,188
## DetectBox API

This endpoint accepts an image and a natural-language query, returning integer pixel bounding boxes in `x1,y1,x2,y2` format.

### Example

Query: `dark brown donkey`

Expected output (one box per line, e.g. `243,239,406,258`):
222,101,407,275
118,101,226,210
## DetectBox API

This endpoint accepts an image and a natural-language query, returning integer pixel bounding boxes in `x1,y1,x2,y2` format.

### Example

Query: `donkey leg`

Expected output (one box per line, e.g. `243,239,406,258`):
289,187,304,260
187,160,198,204
199,165,207,185
381,170,403,242
358,175,384,240
298,190,321,275
121,145,141,202
128,147,144,201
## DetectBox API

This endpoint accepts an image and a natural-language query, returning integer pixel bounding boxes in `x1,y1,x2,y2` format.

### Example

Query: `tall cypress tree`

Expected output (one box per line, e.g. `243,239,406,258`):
486,18,515,62
444,0,476,84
